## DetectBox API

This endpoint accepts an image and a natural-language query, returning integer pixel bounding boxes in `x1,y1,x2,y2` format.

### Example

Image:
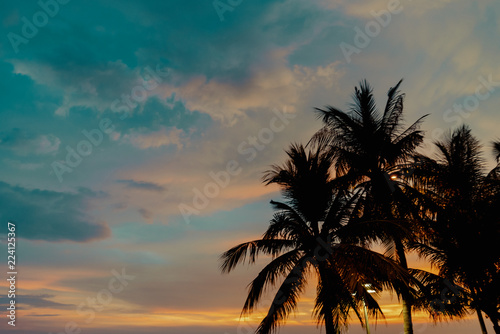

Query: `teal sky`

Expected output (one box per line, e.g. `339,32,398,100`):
0,0,499,333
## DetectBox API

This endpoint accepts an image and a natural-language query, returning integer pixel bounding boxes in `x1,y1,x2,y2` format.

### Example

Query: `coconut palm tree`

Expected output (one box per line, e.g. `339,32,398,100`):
310,79,428,334
411,126,500,333
220,143,414,334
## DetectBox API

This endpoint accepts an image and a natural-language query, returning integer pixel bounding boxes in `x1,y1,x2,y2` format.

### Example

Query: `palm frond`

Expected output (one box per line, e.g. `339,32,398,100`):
256,256,311,334
265,201,312,238
220,239,295,273
333,244,416,298
242,249,303,315
313,263,359,334
381,79,405,137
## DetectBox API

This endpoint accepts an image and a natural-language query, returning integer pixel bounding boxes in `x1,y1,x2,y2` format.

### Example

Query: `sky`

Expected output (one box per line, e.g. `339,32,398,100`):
0,0,499,333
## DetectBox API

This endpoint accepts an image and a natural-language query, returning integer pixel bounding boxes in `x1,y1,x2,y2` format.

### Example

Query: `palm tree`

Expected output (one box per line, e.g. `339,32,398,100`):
411,126,500,333
310,80,427,334
220,143,413,334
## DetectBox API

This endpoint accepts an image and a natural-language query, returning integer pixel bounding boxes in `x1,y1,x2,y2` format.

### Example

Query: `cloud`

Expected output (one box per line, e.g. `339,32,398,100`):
318,0,454,18
166,51,344,124
0,129,60,155
36,134,61,154
3,159,44,170
0,294,73,310
138,208,154,223
121,126,184,149
116,179,167,192
9,59,140,117
4,0,340,124
0,182,111,242
102,58,345,222
116,96,213,136
28,314,61,317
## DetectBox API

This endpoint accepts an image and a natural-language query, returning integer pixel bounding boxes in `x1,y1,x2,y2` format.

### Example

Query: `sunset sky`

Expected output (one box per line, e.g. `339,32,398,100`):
0,0,499,333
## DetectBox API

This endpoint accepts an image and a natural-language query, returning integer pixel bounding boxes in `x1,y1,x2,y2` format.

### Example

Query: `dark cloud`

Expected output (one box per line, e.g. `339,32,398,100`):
0,128,32,146
0,128,60,155
2,0,333,87
116,179,167,192
117,97,213,135
0,182,111,242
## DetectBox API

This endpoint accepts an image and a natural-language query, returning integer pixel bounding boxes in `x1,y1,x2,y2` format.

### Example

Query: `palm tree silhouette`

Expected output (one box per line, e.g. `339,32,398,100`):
310,80,427,334
411,126,500,333
220,143,413,334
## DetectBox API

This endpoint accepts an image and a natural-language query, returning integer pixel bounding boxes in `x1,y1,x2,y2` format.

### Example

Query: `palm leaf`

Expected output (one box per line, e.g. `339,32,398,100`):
220,239,295,273
242,249,303,315
255,256,311,334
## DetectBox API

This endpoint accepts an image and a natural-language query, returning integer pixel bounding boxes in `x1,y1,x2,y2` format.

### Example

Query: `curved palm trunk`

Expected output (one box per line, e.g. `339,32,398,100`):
395,239,413,334
476,308,488,334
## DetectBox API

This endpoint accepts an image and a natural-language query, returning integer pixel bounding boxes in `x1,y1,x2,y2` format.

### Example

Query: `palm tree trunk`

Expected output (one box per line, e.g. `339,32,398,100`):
476,308,488,334
492,321,500,334
324,311,336,334
484,310,500,334
363,298,371,334
402,298,413,334
395,239,413,334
